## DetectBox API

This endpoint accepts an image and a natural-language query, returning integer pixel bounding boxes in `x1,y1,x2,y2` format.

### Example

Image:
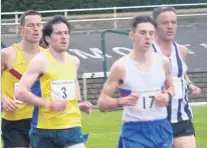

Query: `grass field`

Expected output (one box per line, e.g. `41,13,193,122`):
1,106,207,148
82,106,207,148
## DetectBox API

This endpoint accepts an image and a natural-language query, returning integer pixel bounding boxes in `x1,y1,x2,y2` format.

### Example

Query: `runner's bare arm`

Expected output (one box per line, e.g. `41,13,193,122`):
179,45,193,84
70,55,82,101
1,47,19,111
179,45,201,96
1,47,17,102
70,55,93,113
179,45,189,62
1,48,9,100
15,53,49,107
98,61,125,112
1,49,8,73
163,56,175,97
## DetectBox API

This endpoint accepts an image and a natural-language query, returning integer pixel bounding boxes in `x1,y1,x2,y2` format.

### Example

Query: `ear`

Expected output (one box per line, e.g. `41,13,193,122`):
45,36,51,45
129,31,135,42
18,26,24,34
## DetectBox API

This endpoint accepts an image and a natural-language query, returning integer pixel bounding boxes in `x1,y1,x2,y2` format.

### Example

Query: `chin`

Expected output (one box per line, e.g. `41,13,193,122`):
164,37,174,42
59,48,67,52
29,39,40,44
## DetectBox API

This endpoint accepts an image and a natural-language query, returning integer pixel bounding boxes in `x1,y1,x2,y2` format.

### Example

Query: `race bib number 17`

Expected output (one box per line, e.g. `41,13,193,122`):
135,88,160,110
50,80,76,100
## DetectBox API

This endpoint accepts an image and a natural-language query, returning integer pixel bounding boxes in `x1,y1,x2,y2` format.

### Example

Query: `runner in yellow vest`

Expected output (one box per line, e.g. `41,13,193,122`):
15,15,92,148
1,10,44,148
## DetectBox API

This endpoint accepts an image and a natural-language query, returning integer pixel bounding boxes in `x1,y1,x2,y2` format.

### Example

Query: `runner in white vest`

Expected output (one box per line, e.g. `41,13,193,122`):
98,16,175,148
152,6,201,148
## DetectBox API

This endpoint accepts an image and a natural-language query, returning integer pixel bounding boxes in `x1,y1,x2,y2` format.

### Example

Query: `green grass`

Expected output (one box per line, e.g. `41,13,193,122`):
1,106,207,148
82,106,207,148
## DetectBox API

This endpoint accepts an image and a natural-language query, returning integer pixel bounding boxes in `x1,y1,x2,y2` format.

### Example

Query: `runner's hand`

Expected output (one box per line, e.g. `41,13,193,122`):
155,92,169,107
79,101,93,114
49,100,67,112
189,84,201,97
118,93,140,107
2,97,19,112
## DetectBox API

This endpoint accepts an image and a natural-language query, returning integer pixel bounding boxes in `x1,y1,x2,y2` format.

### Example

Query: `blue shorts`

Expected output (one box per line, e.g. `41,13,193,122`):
30,127,85,148
118,119,173,148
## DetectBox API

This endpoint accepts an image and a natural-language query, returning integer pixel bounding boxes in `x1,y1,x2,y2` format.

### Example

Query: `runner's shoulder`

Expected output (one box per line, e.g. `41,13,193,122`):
1,45,16,65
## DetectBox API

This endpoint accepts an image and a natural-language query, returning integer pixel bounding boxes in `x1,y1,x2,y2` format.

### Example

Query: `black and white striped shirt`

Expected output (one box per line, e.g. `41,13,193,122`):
152,41,193,123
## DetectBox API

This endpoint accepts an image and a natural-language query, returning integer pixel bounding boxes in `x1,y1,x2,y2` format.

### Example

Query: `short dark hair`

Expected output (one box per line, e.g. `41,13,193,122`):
43,15,71,46
152,6,176,20
131,16,156,32
19,10,41,26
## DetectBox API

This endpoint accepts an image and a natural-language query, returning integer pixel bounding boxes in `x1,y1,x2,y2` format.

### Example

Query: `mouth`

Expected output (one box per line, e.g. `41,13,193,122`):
33,34,39,37
144,41,150,46
60,42,67,45
167,31,174,35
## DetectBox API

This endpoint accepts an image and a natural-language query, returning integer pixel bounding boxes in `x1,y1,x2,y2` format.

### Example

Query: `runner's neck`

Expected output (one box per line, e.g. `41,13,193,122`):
155,37,173,57
19,40,40,54
49,48,66,63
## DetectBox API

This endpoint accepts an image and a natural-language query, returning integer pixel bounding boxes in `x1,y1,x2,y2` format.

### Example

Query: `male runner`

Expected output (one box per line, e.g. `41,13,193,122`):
15,15,92,148
152,6,201,148
98,16,174,148
1,10,44,148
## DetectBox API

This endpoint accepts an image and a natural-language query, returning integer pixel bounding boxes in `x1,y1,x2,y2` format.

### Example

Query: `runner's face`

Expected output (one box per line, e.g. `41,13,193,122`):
21,15,42,43
48,23,70,52
130,22,155,52
156,11,177,41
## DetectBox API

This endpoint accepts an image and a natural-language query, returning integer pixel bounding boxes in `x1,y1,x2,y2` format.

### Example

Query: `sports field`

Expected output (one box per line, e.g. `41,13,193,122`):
1,106,207,148
82,106,207,148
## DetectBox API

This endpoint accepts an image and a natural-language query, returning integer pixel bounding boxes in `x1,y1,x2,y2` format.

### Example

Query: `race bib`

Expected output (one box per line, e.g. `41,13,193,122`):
173,77,183,99
14,83,23,104
50,80,76,100
134,88,160,110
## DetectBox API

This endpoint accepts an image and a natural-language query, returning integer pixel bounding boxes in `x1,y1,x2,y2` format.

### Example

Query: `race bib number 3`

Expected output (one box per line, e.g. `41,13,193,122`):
135,88,160,110
173,78,183,100
50,80,76,100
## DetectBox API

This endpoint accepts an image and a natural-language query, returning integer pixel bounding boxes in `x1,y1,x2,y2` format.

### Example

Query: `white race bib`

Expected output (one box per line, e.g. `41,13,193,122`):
134,88,160,110
14,83,23,104
173,77,183,100
50,80,76,100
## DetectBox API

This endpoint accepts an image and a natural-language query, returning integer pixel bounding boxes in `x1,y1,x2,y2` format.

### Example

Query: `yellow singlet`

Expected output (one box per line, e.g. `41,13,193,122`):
2,43,45,121
31,49,81,129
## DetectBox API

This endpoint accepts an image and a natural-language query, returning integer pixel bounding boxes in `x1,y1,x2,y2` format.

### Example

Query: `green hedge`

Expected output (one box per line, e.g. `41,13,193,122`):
2,0,206,12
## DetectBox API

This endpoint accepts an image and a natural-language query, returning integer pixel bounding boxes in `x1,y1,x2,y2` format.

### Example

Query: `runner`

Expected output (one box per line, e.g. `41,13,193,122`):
15,15,92,148
98,16,174,148
152,6,201,148
1,10,44,148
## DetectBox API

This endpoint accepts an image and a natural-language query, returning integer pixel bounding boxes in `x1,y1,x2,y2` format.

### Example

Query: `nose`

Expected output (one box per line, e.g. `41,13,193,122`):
145,32,151,39
61,32,68,39
168,22,174,29
33,24,39,31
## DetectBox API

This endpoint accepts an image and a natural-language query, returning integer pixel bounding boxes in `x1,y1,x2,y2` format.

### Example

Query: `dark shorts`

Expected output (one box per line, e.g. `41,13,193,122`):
118,119,173,148
29,127,85,148
171,119,195,138
1,118,31,148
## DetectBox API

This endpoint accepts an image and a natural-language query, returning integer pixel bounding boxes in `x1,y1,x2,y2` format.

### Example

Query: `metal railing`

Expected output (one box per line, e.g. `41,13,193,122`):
1,3,207,28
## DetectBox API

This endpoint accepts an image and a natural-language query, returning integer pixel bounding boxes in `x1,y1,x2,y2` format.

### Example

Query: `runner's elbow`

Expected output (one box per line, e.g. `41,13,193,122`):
15,87,25,101
97,97,108,112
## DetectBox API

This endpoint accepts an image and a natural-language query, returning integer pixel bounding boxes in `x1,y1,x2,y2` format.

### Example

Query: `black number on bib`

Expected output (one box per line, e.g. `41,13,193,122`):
61,87,67,99
143,96,155,109
149,96,155,108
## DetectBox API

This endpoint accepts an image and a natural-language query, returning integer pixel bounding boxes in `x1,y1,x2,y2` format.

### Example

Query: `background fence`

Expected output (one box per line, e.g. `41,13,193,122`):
1,3,207,34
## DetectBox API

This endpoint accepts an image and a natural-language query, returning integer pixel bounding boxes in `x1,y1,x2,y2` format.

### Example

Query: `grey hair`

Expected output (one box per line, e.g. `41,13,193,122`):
152,6,176,20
